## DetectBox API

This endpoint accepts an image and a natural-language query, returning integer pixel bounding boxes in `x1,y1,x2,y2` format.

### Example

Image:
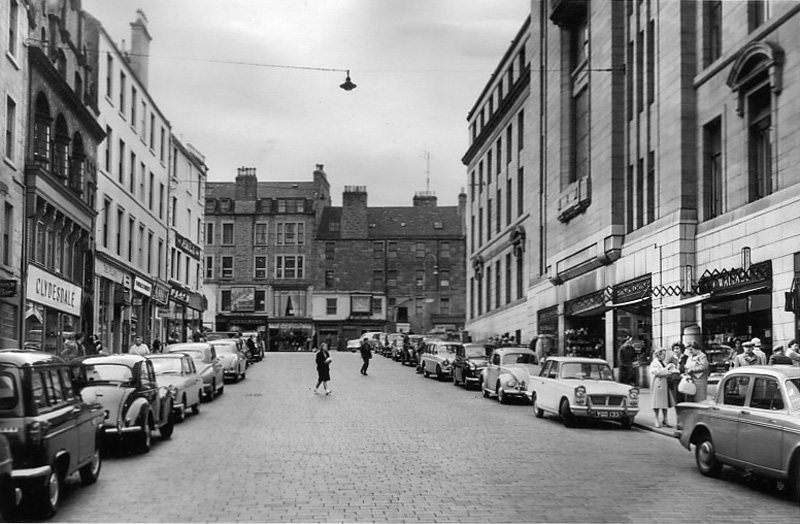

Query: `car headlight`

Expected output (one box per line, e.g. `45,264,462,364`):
574,385,587,405
468,362,476,370
443,359,450,367
629,387,640,406
507,377,517,387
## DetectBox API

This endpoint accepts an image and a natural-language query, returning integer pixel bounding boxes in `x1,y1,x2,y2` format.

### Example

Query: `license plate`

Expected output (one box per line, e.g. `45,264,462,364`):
592,410,621,419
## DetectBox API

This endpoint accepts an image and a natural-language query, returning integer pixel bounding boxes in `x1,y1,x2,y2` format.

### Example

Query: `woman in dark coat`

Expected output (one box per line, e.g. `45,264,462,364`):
314,345,332,395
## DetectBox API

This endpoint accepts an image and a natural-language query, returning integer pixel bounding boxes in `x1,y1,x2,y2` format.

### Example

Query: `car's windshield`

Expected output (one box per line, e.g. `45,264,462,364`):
150,358,182,374
78,363,133,384
437,345,459,355
0,371,17,410
212,344,237,354
560,362,614,381
464,346,489,358
173,349,204,361
503,352,536,365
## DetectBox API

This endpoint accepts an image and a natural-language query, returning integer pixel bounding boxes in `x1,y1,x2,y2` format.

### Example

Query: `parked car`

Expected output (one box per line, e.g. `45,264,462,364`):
360,332,387,354
420,340,462,380
0,434,16,521
208,339,248,382
676,365,800,503
147,353,203,422
409,335,426,369
346,338,361,352
166,343,224,400
453,343,494,389
72,354,175,454
481,346,539,403
0,350,103,518
530,357,639,428
241,331,264,362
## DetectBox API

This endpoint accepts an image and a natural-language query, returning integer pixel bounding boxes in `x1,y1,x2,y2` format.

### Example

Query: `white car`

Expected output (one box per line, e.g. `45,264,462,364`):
420,340,461,380
530,357,640,429
208,339,247,382
481,346,539,403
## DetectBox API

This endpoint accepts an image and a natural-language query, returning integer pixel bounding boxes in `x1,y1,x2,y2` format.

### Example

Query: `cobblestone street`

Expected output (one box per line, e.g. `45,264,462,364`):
52,353,800,523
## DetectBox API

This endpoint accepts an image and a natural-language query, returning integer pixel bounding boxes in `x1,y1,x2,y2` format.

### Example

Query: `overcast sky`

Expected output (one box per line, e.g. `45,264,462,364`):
83,0,530,207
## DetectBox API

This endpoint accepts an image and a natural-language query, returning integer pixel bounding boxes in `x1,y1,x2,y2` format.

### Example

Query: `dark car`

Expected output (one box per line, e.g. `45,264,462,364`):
0,434,15,521
0,350,104,518
452,343,494,389
72,354,175,454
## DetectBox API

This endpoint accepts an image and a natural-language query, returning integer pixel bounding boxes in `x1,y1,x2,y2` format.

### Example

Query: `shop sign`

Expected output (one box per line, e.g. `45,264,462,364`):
98,261,124,284
0,279,17,297
133,277,153,296
222,316,269,326
157,307,171,318
278,322,312,331
132,297,143,306
123,275,132,290
153,282,170,306
26,265,82,316
169,286,189,305
175,232,201,260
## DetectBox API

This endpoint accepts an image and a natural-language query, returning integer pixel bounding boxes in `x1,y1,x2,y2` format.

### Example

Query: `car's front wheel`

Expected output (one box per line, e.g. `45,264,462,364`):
532,395,544,418
560,400,575,427
436,366,444,381
482,383,490,398
423,365,430,378
695,434,722,477
79,445,102,485
497,382,508,404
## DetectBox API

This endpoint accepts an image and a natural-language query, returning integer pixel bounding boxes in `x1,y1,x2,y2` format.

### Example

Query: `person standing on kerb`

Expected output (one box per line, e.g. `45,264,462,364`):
360,337,372,376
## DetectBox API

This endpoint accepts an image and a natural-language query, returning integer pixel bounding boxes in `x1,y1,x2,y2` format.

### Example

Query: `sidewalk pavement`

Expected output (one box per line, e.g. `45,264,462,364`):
633,388,680,438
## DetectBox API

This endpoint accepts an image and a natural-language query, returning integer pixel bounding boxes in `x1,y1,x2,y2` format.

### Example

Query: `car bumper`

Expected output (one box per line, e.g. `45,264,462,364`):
223,370,239,378
11,464,51,482
570,406,639,419
104,424,144,435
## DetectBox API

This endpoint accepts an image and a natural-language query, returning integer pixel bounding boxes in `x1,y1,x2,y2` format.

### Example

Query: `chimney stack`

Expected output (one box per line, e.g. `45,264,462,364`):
413,191,438,208
235,167,258,201
341,186,368,239
129,10,152,88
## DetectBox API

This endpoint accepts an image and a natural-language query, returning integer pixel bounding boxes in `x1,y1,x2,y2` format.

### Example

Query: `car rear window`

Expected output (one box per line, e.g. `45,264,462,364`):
786,378,800,410
0,372,17,410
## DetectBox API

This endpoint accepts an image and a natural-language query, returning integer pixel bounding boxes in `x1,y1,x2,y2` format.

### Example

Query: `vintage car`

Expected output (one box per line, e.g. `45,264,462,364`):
453,343,494,389
208,339,247,382
676,365,800,502
0,434,15,521
166,343,225,400
481,346,539,403
72,354,175,454
0,350,104,518
147,353,203,422
346,338,361,352
530,357,639,428
420,340,462,380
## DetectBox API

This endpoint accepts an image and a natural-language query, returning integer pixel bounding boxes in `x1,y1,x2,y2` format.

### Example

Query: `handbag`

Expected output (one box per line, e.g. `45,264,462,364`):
677,375,697,396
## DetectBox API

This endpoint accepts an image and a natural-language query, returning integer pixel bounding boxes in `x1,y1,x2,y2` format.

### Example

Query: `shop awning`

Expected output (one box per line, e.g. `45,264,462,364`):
653,293,712,311
609,297,651,309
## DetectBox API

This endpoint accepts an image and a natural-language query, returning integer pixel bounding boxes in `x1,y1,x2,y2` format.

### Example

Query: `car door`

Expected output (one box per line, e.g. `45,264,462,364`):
138,361,159,422
537,360,557,411
709,375,751,461
210,347,223,386
453,346,463,382
32,367,81,470
737,375,784,472
61,366,98,464
184,356,202,405
484,352,501,390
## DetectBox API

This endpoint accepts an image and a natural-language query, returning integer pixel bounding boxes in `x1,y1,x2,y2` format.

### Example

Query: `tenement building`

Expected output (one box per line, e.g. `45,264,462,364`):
0,0,29,348
314,186,466,345
87,10,174,351
466,0,800,383
22,1,104,354
204,166,329,351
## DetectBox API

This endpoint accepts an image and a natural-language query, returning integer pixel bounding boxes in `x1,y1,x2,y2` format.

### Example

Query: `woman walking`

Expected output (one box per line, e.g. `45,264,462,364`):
313,343,332,395
650,348,679,428
684,340,709,402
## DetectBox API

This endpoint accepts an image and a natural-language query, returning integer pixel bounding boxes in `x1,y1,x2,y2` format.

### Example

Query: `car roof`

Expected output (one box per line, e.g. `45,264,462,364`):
493,346,534,353
78,354,145,366
724,365,800,379
546,356,609,364
208,339,238,345
167,343,211,351
147,353,187,359
0,349,67,366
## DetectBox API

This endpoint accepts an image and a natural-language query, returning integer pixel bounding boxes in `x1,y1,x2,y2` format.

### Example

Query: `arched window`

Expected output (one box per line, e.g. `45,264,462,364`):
69,132,85,193
33,94,52,164
727,42,784,202
56,49,67,76
52,116,69,179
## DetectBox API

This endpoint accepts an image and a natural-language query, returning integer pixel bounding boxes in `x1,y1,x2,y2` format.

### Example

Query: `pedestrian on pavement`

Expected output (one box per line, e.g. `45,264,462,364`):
129,335,150,356
732,341,759,367
667,341,687,403
360,337,372,375
768,345,793,365
650,348,679,428
683,340,709,402
313,345,332,395
787,339,800,366
618,337,637,385
151,337,162,354
750,337,767,364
